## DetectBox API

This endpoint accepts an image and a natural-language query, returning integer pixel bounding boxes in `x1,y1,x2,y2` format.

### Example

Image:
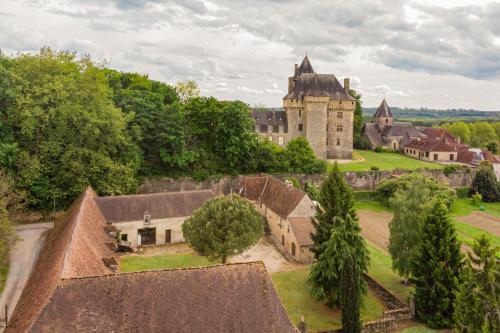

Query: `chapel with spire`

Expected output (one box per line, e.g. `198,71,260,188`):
252,55,356,159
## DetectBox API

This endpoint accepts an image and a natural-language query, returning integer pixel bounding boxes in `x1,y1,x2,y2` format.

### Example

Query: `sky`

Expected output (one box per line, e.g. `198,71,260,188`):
1,0,500,110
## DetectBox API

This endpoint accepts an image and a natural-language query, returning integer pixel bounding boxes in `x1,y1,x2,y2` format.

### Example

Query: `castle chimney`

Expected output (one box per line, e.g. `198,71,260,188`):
344,78,350,93
294,63,298,74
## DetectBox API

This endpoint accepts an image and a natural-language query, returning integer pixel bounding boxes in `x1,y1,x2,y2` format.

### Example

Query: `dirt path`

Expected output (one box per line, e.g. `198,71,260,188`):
358,210,393,252
0,223,53,324
456,211,500,237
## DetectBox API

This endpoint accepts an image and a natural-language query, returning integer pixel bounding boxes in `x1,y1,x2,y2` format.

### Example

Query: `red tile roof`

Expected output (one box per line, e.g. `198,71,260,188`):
420,127,459,144
405,137,459,152
240,176,306,219
7,187,116,333
30,263,296,333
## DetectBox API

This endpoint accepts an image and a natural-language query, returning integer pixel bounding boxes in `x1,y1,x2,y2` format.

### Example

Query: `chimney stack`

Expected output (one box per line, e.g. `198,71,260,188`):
344,78,350,94
294,63,298,74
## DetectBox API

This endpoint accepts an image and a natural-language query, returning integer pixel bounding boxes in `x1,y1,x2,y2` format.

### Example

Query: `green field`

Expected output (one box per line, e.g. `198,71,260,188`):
335,150,444,172
450,197,500,218
271,268,385,332
119,253,215,272
366,243,413,301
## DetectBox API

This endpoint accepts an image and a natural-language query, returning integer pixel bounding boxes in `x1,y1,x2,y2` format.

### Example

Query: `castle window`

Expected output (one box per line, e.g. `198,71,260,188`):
336,124,343,132
326,138,329,146
273,125,279,133
298,124,303,131
299,110,302,117
340,101,342,104
268,125,273,133
337,112,343,119
337,138,341,146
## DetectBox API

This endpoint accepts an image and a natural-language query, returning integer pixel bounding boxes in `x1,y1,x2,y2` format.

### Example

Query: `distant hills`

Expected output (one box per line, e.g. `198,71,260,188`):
362,107,500,125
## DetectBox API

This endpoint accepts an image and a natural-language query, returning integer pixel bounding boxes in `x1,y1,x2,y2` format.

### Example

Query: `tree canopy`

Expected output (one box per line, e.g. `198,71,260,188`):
182,194,263,263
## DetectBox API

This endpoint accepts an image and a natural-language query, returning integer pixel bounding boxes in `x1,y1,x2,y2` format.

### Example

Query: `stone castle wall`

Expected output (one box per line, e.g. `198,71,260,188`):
138,169,476,195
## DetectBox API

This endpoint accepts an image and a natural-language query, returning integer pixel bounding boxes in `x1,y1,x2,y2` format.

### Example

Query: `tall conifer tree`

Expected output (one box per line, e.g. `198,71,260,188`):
413,203,463,328
311,162,357,259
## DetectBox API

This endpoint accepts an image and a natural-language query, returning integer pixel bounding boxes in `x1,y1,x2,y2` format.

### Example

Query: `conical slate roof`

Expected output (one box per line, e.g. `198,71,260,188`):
296,55,314,76
373,99,393,118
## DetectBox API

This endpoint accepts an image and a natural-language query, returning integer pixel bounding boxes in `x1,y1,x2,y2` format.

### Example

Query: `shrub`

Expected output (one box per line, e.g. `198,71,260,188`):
304,182,320,201
354,136,372,150
471,192,482,204
455,187,469,198
374,146,395,153
370,166,379,171
469,164,499,202
443,164,470,177
285,177,301,189
374,178,399,206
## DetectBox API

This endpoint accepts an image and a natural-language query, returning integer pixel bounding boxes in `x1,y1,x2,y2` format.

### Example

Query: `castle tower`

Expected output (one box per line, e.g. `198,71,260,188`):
373,98,393,131
283,56,355,159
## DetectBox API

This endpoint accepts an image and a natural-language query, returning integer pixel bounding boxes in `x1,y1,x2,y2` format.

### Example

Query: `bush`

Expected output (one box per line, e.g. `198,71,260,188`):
285,177,301,189
354,136,372,150
374,178,399,206
370,166,379,171
353,191,375,201
443,164,470,177
374,146,396,153
455,187,469,198
304,182,320,201
471,192,482,204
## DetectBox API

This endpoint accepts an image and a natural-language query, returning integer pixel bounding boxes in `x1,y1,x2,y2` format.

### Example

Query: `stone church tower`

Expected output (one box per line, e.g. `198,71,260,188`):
253,56,355,159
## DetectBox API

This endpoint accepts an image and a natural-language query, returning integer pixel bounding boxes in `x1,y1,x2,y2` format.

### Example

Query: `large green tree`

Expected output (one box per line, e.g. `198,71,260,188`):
182,194,263,263
388,175,433,283
311,162,357,259
470,163,499,202
308,215,369,333
413,203,463,328
454,235,500,333
3,48,141,209
283,137,327,174
349,89,364,146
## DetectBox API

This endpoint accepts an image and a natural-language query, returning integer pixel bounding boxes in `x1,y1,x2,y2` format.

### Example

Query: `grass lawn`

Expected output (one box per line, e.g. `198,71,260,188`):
450,197,500,218
119,252,215,272
272,268,385,332
335,150,444,172
366,242,413,301
354,199,392,213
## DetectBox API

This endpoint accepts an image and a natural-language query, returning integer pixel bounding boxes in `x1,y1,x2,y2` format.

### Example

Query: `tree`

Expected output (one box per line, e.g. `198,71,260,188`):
444,122,471,144
0,170,19,274
3,48,140,209
182,194,263,263
454,235,500,333
470,163,499,202
388,175,433,283
413,203,463,328
470,122,497,147
311,162,357,259
308,215,369,333
304,182,320,201
283,137,327,174
349,89,364,146
175,80,200,102
486,141,498,154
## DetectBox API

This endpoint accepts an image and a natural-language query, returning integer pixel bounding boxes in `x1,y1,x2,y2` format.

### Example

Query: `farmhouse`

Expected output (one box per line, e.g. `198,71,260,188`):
240,176,316,263
253,55,356,159
404,137,459,162
94,190,215,246
7,187,295,333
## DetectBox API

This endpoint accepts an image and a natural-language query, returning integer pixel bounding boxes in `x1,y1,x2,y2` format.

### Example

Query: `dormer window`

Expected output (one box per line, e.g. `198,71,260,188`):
143,210,151,225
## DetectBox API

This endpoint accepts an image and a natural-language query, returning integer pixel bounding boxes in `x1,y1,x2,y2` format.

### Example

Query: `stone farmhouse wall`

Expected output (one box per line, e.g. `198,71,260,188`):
138,169,476,195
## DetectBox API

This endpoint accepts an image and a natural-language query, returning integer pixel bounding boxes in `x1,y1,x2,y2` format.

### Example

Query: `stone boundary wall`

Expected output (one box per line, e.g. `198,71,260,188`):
138,169,475,194
364,274,407,309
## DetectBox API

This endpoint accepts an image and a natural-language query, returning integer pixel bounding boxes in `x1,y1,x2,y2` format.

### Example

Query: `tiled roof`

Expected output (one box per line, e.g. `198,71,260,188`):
419,127,459,144
94,190,215,223
296,55,315,75
364,123,385,146
240,176,306,219
251,109,288,133
7,188,116,333
285,73,354,100
30,262,296,333
288,217,314,246
373,99,393,118
405,137,459,152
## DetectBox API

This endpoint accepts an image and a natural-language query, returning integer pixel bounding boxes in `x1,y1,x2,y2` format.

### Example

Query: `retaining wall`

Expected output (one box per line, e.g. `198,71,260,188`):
138,169,475,194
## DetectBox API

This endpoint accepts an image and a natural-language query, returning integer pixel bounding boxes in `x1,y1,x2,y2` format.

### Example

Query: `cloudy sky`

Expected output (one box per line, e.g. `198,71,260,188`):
1,0,500,110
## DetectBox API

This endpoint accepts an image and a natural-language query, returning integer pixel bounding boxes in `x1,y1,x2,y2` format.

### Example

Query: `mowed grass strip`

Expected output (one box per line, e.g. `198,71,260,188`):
271,268,385,332
450,198,500,218
335,150,444,172
119,252,215,272
366,242,413,302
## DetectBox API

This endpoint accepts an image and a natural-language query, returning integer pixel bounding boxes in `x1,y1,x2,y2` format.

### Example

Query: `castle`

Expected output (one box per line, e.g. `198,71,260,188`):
253,56,355,159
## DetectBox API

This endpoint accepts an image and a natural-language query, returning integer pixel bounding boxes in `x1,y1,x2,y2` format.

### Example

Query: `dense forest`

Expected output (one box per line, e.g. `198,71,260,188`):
0,48,328,210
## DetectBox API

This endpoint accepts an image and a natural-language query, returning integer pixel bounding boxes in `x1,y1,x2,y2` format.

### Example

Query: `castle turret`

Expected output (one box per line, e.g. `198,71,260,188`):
373,98,393,130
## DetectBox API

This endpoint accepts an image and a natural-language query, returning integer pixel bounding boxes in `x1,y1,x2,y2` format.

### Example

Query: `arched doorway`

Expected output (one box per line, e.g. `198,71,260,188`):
393,142,397,150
